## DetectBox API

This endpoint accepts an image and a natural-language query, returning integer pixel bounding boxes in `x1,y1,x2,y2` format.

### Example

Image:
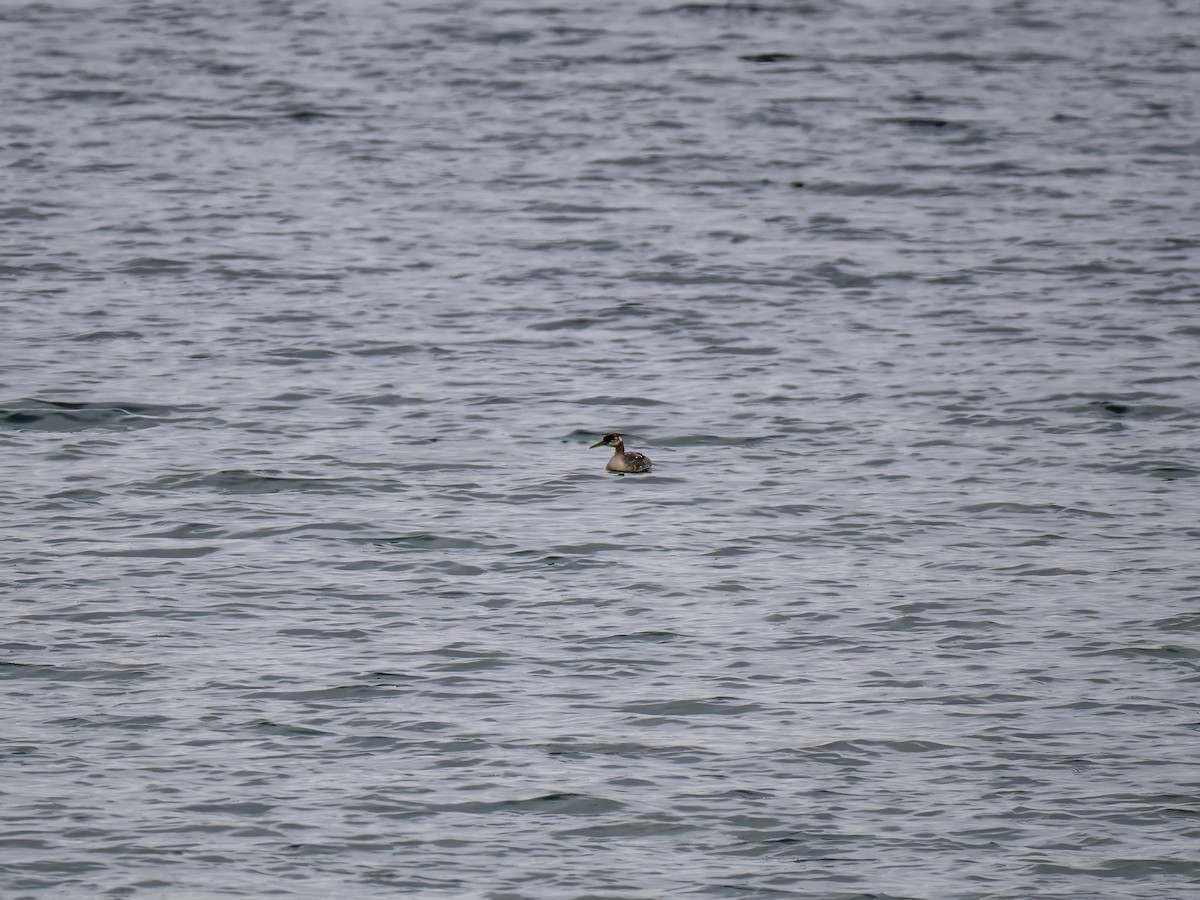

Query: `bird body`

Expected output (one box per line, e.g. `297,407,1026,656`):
589,433,652,473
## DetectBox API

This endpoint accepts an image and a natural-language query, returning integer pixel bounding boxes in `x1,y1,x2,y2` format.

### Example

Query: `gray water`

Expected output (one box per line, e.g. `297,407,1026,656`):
2,1,1199,897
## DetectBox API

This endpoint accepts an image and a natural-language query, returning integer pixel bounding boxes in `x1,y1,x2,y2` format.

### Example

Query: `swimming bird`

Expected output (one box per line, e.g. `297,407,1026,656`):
589,433,652,473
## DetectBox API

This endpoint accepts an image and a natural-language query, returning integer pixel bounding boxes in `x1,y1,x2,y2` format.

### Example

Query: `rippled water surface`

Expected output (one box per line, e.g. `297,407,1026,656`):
3,1,1199,897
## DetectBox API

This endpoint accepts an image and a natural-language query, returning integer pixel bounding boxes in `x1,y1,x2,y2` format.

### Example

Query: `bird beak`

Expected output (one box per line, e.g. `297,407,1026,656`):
589,439,606,448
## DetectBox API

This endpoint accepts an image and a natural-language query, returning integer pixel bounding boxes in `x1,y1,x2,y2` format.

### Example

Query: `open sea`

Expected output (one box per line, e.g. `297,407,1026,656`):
2,1,1198,897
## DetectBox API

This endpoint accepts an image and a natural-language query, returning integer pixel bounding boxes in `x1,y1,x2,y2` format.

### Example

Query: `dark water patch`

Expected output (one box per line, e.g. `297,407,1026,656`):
362,532,488,550
577,395,668,407
205,265,344,281
0,662,157,684
875,116,974,132
740,52,798,64
621,698,764,717
524,201,645,216
511,238,624,253
1150,613,1200,633
653,3,827,18
147,469,369,494
69,330,145,342
77,545,220,559
1018,392,1192,421
0,205,52,221
0,399,202,431
262,346,341,362
1032,858,1200,879
701,342,779,357
1081,645,1200,661
440,792,627,817
226,522,370,540
624,266,814,288
116,257,191,275
1097,459,1198,480
955,502,1087,518
346,343,427,358
134,522,228,540
238,683,393,702
576,631,684,645
803,180,973,197
527,316,602,331
0,262,71,278
45,487,110,502
337,391,427,406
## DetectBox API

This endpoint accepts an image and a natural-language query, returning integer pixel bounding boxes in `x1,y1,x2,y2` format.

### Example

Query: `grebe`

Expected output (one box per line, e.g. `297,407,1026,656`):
589,433,652,473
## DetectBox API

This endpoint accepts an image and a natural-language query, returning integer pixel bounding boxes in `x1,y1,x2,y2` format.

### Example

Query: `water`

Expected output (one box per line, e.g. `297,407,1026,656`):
2,1,1198,897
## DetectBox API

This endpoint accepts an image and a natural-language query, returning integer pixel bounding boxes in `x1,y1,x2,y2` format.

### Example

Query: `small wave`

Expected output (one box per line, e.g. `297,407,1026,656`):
0,399,202,431
147,469,367,494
